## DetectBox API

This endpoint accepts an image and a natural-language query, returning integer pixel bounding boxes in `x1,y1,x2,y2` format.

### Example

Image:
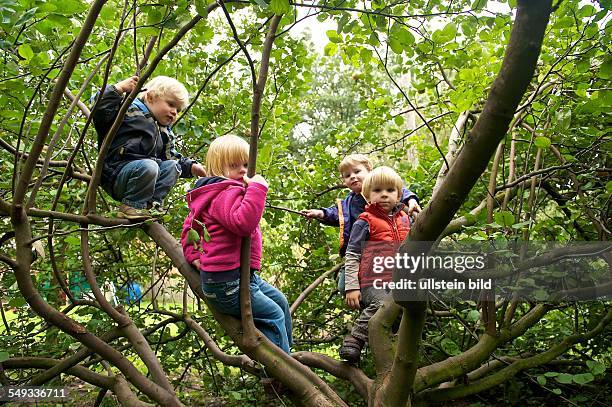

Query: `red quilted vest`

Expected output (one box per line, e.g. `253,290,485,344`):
358,203,410,288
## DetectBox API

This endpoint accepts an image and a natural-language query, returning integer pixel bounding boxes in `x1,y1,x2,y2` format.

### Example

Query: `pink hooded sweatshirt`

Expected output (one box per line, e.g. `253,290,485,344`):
181,178,268,272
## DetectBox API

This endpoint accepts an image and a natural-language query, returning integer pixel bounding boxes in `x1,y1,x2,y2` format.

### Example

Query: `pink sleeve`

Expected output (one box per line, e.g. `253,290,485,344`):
210,182,268,237
181,209,201,265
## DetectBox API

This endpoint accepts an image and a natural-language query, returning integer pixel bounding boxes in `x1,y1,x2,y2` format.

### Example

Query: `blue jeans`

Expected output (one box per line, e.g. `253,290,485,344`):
113,159,181,209
201,273,293,353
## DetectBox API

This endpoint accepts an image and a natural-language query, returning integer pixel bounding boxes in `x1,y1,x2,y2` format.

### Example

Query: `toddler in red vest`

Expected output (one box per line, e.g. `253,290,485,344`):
339,166,411,363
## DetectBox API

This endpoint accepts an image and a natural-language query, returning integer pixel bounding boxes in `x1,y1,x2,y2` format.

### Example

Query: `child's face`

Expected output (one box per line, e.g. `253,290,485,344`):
145,93,181,126
224,161,248,180
342,163,369,194
368,184,400,213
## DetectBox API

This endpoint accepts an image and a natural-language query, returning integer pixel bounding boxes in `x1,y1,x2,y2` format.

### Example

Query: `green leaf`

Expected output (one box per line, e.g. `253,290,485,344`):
326,30,342,44
467,309,480,322
18,44,34,61
394,115,404,126
534,136,551,149
440,338,461,355
556,373,573,384
324,42,337,56
360,48,372,64
586,360,606,375
494,211,515,227
0,351,8,363
389,37,403,54
389,23,415,49
146,8,163,25
572,372,594,385
9,296,26,308
442,23,457,38
64,235,80,246
195,0,209,17
187,228,200,244
552,388,562,395
472,0,488,10
537,375,547,385
270,0,290,15
578,5,596,18
202,226,211,243
599,59,612,80
52,0,87,15
544,372,559,378
555,109,571,130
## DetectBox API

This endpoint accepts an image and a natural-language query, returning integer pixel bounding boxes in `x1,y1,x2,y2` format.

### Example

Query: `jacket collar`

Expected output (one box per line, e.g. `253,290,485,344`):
366,202,405,218
133,98,150,114
133,98,173,133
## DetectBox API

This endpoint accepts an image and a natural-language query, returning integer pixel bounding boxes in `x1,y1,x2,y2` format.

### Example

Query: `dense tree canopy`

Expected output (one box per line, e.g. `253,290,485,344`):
0,0,610,405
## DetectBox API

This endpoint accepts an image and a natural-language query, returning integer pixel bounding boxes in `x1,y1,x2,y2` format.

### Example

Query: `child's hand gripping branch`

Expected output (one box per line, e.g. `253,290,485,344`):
301,209,324,219
114,76,139,94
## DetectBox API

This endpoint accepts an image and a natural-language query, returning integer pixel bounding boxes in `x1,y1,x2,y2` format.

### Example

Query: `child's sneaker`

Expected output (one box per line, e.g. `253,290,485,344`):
339,335,364,364
117,204,151,220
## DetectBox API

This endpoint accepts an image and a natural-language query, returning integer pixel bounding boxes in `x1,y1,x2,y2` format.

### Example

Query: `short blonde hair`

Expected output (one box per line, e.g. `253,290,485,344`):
362,166,404,200
206,135,249,177
143,76,189,110
338,154,373,174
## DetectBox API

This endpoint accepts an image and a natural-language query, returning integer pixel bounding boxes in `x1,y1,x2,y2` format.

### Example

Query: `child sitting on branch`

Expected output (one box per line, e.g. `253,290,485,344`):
92,75,206,220
181,135,292,353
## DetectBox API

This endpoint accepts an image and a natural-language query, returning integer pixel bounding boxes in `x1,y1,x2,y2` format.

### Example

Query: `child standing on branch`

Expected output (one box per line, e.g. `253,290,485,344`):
181,135,292,353
301,154,420,292
340,166,412,363
92,75,206,220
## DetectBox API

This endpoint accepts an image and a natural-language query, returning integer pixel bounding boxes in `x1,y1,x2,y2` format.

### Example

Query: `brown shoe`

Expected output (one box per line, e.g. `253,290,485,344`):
339,335,364,364
117,204,151,220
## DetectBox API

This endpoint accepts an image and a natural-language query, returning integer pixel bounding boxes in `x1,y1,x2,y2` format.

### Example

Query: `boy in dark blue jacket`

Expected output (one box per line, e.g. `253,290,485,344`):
302,154,420,290
92,76,206,220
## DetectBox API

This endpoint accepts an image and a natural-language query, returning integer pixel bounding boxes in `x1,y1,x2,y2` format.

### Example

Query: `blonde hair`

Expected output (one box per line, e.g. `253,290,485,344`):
143,76,189,110
338,154,373,174
362,166,404,200
206,135,249,177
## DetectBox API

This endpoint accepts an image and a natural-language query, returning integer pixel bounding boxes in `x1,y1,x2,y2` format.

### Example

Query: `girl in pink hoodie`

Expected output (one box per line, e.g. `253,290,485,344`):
181,135,292,353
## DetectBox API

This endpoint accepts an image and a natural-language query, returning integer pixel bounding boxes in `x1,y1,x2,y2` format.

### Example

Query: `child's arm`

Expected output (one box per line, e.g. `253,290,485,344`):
210,177,268,236
91,76,139,137
301,203,340,226
163,129,206,177
344,220,369,309
401,187,422,216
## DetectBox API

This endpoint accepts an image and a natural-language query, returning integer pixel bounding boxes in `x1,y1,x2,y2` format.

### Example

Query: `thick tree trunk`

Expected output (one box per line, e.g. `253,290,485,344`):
381,1,553,405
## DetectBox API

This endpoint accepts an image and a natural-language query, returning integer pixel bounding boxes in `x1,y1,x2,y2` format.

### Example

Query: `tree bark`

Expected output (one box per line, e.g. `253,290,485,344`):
385,1,553,404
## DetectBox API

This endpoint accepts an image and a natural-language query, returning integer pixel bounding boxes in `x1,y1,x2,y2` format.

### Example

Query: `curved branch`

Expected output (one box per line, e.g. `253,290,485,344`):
290,263,342,315
417,309,612,402
292,351,372,399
